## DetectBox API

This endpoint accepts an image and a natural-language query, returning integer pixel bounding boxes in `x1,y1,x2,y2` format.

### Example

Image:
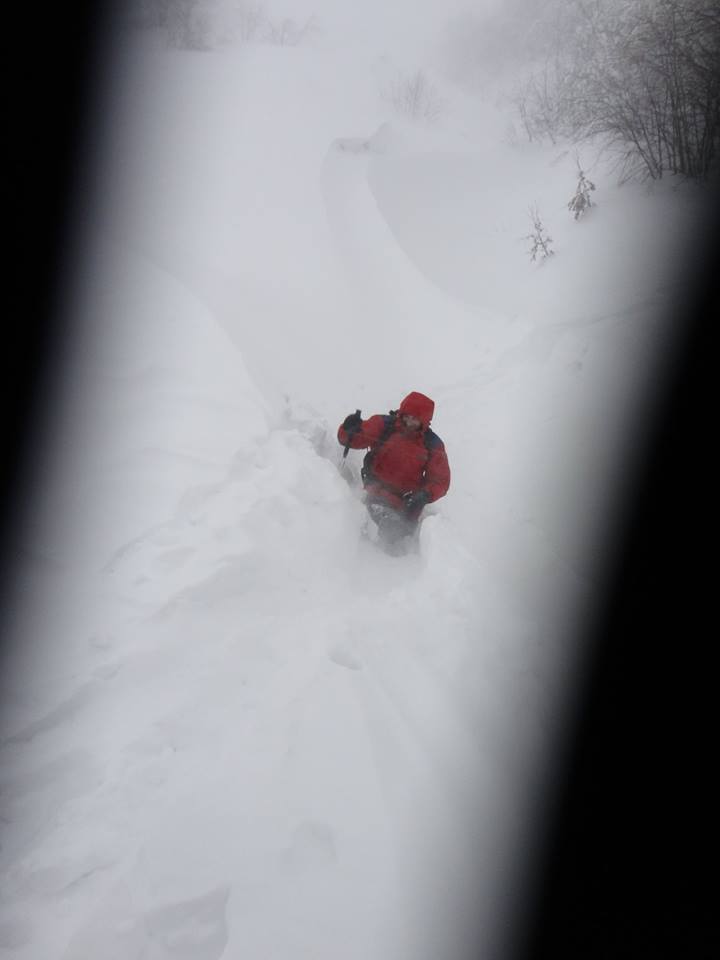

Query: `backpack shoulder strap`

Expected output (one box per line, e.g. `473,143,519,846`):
377,411,397,445
361,412,397,483
424,428,443,452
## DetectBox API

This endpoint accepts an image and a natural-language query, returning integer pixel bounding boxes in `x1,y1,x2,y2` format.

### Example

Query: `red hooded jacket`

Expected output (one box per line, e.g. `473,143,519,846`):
337,391,451,510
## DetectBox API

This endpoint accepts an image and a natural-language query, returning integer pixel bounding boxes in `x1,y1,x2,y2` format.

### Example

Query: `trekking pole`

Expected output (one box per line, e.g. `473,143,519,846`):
343,410,361,459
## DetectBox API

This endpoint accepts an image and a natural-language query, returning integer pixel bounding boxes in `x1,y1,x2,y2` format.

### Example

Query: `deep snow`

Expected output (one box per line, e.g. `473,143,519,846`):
0,16,703,960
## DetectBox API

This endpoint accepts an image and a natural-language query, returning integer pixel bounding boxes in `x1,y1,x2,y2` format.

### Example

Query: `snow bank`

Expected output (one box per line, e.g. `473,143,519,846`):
26,234,269,570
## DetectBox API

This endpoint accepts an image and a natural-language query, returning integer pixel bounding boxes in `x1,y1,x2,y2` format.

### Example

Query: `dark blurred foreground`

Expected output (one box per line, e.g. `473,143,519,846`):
510,194,718,960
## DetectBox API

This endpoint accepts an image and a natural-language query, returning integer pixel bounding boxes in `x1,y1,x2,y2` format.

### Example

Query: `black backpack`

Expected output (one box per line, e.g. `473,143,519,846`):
360,410,442,485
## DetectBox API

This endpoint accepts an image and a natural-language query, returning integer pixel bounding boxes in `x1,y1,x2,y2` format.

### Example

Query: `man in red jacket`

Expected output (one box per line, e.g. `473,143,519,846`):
337,391,450,548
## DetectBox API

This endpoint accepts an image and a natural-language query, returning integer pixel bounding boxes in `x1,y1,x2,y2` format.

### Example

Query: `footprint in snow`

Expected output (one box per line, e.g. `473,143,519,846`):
282,820,337,872
0,918,32,949
327,643,362,671
62,884,230,960
142,886,230,959
155,546,195,571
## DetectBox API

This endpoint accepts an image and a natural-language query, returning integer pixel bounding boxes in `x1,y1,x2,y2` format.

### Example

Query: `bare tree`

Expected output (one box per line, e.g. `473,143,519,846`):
164,0,212,50
526,205,555,262
513,56,567,144
384,70,446,125
515,0,720,182
234,2,267,44
127,1,319,50
263,15,318,47
567,157,596,219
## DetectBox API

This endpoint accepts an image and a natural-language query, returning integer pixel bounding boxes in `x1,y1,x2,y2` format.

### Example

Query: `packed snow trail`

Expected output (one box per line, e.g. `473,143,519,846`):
1,406,531,959
0,232,537,959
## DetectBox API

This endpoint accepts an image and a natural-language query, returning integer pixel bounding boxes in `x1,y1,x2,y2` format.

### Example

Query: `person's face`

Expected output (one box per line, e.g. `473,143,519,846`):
401,413,422,432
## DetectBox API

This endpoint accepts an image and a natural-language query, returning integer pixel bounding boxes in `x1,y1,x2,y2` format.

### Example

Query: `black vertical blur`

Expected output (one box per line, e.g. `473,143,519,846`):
510,191,719,960
2,3,117,661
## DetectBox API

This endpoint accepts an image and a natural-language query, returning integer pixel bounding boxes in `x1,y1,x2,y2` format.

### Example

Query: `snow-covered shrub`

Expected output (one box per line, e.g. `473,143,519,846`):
384,70,446,125
525,205,554,262
567,160,596,220
511,0,720,182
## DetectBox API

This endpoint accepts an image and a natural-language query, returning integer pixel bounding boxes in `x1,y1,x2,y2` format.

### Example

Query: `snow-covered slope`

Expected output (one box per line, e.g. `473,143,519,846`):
0,22,699,960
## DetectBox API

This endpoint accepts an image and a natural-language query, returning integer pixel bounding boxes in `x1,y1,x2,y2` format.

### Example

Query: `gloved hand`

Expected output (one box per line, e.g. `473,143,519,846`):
402,489,431,516
342,411,362,434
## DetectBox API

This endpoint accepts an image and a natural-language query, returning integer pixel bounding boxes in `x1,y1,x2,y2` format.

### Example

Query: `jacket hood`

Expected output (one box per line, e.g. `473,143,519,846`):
398,391,434,428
